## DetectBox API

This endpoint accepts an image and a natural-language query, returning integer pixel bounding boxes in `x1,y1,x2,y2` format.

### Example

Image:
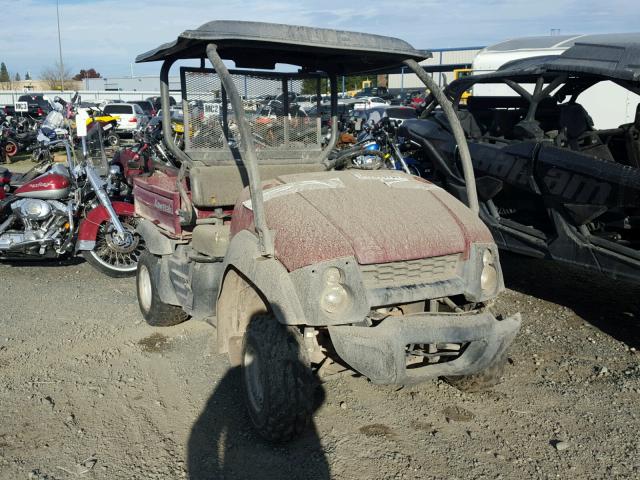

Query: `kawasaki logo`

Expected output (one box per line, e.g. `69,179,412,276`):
154,199,173,214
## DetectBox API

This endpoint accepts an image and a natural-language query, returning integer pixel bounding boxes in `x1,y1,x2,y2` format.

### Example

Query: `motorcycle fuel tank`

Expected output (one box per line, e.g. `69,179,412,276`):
15,172,71,200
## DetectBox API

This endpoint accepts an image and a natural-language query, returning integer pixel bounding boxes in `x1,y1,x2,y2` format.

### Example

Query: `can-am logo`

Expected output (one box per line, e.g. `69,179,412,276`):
154,199,173,214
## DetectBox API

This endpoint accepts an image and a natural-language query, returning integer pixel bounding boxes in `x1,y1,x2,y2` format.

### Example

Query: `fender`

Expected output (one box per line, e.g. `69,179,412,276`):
76,201,134,251
216,229,308,360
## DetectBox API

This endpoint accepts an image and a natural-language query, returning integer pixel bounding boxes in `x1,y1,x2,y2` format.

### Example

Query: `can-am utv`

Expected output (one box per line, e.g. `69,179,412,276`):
401,36,640,283
133,20,521,441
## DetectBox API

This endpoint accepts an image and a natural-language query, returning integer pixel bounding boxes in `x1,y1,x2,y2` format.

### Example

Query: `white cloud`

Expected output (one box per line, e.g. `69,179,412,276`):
0,0,638,77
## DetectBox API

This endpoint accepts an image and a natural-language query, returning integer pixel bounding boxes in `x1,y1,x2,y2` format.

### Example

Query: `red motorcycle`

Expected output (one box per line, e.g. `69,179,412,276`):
0,140,143,277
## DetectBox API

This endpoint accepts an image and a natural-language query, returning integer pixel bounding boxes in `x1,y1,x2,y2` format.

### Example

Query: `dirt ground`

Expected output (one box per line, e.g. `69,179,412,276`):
0,252,638,480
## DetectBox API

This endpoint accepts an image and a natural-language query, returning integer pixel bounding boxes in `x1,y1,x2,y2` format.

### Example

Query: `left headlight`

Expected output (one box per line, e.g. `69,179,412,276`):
480,249,498,294
319,267,351,315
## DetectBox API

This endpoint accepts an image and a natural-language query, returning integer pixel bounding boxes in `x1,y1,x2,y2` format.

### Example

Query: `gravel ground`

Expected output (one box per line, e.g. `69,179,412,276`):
0,253,638,480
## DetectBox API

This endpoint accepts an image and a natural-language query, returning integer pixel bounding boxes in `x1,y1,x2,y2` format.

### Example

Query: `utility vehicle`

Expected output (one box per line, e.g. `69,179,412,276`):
133,20,521,441
402,36,640,283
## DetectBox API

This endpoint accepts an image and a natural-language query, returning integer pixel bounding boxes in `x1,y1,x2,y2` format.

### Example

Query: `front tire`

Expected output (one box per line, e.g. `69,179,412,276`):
82,215,144,278
136,250,188,327
242,314,315,442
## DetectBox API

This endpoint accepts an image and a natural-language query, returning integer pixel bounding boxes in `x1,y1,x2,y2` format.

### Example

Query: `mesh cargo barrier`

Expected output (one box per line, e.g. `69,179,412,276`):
181,67,326,164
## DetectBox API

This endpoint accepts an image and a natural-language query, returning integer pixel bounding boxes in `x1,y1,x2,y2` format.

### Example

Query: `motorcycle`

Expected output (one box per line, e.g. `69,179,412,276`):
329,118,422,175
2,122,39,159
0,139,144,277
109,116,178,196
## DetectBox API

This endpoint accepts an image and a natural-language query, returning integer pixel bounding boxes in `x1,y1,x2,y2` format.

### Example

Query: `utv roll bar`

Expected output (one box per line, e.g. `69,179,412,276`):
403,59,479,213
205,44,273,256
146,21,480,256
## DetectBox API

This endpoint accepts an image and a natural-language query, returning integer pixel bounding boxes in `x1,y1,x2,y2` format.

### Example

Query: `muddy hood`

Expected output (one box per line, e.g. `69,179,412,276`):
231,170,493,272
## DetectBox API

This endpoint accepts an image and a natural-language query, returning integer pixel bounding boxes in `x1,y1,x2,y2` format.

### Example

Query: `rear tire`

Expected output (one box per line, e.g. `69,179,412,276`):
242,314,315,442
445,353,507,392
136,250,188,327
105,132,120,147
5,140,18,158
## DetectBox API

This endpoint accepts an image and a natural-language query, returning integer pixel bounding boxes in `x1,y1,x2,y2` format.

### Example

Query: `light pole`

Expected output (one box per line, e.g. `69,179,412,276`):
56,0,65,91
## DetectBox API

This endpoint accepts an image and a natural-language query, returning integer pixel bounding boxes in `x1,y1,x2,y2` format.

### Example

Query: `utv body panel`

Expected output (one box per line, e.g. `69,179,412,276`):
230,170,493,271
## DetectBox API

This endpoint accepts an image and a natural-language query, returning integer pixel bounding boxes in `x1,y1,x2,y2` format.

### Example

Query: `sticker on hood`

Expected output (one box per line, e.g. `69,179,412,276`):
351,172,441,190
243,177,345,210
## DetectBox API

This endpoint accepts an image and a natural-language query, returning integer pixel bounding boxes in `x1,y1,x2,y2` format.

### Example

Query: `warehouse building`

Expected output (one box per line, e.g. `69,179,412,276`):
387,46,484,92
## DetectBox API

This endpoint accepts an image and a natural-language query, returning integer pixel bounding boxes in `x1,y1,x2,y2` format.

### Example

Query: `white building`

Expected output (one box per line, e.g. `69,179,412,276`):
388,46,484,92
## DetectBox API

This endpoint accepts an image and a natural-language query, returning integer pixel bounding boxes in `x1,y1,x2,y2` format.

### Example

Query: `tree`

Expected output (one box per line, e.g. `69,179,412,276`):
73,68,101,81
25,72,31,81
14,72,20,82
0,63,9,83
41,61,74,90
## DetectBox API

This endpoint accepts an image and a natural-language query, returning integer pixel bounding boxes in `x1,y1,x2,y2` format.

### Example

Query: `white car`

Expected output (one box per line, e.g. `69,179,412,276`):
353,96,390,110
102,103,147,132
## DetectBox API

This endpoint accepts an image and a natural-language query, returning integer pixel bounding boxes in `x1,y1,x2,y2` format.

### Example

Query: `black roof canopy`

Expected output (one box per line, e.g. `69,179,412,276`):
447,35,640,98
135,20,429,74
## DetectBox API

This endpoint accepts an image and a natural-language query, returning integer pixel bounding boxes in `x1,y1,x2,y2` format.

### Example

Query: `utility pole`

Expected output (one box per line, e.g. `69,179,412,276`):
56,0,65,91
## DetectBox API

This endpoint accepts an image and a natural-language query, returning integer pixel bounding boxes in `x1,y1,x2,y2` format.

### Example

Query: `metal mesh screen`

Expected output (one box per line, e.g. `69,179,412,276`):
182,68,325,164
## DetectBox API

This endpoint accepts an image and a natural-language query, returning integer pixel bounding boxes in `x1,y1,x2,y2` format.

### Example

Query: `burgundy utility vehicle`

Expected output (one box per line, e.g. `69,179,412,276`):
133,21,521,441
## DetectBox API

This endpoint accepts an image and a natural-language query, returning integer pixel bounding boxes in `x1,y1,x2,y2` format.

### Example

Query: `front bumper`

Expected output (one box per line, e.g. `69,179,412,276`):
328,311,521,385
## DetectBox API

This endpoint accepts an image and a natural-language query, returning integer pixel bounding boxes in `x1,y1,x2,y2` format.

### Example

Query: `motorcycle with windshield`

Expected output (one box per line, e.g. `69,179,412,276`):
0,138,144,276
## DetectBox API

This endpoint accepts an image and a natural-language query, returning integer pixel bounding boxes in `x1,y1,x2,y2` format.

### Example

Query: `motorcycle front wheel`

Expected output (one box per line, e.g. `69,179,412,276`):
82,216,145,277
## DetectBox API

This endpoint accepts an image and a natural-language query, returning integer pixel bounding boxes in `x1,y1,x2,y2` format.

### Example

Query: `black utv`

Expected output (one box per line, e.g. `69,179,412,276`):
399,35,640,283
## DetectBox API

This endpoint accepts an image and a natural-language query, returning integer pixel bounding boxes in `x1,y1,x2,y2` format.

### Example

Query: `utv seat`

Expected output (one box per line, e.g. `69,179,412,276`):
558,103,614,161
189,163,325,208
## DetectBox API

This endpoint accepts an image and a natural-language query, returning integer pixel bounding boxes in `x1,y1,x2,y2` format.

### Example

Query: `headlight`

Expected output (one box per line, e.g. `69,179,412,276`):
480,249,498,294
108,164,122,177
320,267,351,314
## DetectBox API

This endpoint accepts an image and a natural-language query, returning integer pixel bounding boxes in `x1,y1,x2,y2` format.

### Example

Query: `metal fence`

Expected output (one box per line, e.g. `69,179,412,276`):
0,90,183,106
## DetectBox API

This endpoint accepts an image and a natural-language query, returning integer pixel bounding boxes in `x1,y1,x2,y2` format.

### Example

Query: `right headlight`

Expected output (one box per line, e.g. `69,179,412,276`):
319,267,351,315
480,249,498,294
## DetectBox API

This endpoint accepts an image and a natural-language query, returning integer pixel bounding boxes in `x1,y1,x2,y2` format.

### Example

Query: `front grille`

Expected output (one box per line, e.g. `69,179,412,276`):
360,254,460,289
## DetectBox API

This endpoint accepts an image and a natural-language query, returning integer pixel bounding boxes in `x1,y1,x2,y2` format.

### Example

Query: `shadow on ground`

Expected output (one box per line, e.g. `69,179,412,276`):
187,367,329,480
500,252,640,349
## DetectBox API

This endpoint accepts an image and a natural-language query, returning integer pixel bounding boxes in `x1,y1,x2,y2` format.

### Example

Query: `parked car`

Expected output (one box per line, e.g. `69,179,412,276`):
352,96,390,110
145,96,177,113
128,100,156,118
102,103,147,133
400,36,640,283
3,94,52,119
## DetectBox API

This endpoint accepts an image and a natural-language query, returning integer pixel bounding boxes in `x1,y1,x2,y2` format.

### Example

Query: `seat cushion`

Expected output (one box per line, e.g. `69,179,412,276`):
189,163,325,208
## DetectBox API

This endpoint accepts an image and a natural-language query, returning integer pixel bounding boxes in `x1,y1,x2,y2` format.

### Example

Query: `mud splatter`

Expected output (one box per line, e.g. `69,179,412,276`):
443,406,475,422
138,333,170,353
359,424,395,437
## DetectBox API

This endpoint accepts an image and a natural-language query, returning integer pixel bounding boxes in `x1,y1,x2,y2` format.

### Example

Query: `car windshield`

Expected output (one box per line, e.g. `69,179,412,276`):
104,105,134,114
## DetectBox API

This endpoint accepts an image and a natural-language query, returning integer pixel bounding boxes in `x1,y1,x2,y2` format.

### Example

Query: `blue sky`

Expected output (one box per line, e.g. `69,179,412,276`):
0,0,638,78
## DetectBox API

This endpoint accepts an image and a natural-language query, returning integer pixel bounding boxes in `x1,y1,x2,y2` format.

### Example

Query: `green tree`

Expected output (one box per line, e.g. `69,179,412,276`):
25,72,31,81
14,72,20,82
0,63,9,83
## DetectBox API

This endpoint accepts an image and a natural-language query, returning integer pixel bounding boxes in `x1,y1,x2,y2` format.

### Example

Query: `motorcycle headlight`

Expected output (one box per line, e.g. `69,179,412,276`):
108,164,122,177
480,249,498,294
320,267,351,315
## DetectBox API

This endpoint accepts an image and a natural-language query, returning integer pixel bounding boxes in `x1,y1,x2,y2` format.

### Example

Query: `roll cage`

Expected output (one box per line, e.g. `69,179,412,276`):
136,20,479,255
